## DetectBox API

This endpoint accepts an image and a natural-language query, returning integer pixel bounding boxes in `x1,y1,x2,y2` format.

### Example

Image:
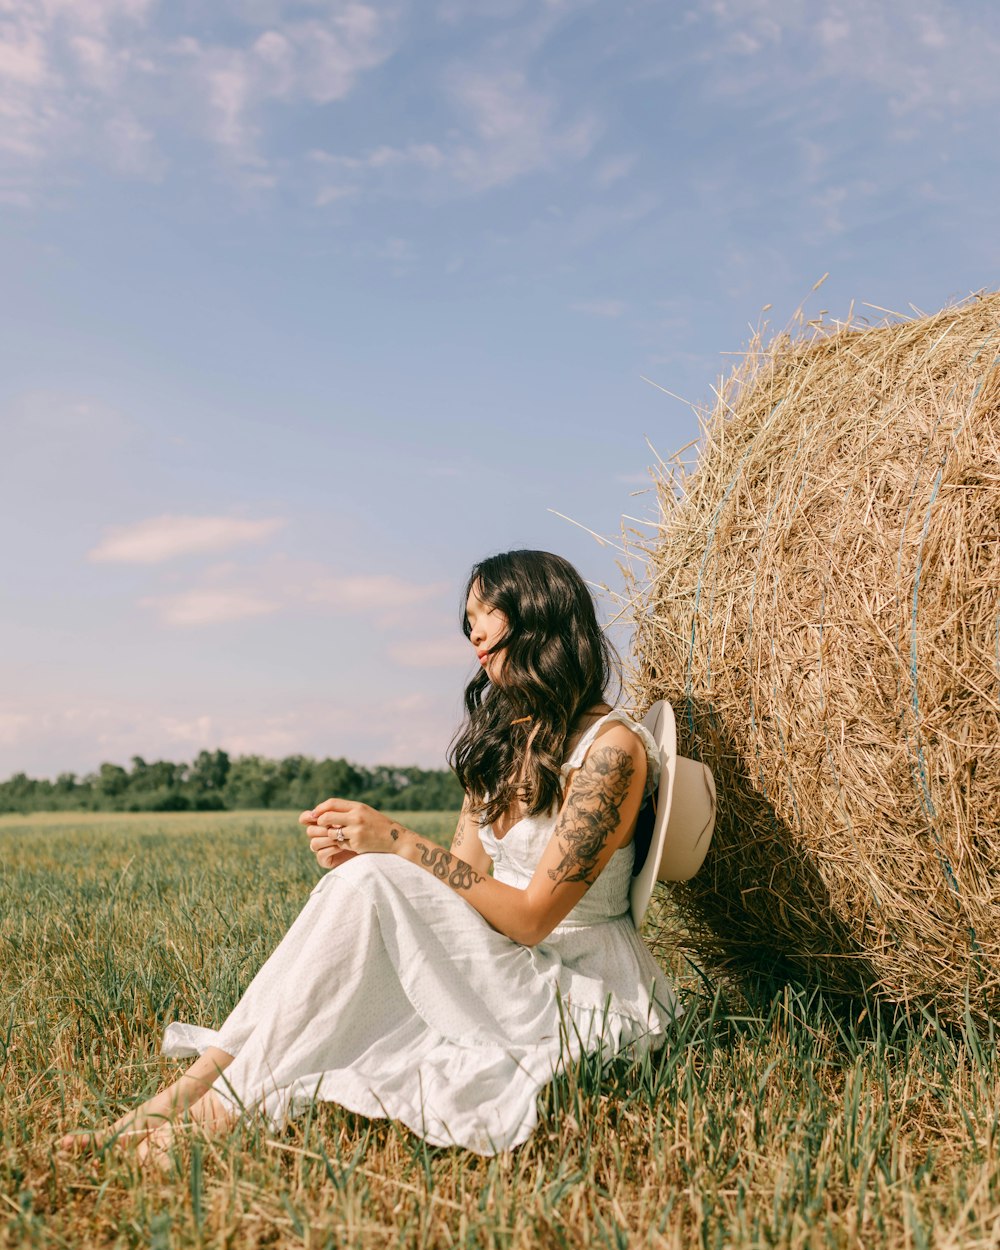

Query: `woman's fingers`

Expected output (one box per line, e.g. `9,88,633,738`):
309,798,352,818
301,800,382,857
301,808,361,869
310,829,347,868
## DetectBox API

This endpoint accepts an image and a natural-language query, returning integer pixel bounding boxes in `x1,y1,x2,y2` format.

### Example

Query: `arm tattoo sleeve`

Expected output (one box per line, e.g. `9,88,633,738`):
548,745,635,888
416,842,483,892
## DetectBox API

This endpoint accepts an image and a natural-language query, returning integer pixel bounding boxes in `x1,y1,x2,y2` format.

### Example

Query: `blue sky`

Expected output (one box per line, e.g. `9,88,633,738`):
2,0,998,777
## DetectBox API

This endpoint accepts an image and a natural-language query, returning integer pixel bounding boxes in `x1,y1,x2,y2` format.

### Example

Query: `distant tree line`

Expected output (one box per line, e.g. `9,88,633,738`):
0,750,465,814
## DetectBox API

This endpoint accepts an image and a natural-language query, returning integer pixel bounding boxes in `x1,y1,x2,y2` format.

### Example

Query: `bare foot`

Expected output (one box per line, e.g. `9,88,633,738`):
134,1122,176,1172
57,1119,151,1157
57,1046,234,1158
134,1093,238,1172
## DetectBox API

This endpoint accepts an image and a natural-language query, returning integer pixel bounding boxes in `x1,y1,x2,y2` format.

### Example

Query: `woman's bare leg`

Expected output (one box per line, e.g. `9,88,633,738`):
58,1046,234,1154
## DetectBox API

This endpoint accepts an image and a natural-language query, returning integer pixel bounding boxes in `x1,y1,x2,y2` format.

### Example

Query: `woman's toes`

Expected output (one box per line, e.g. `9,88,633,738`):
56,1128,125,1156
56,1130,97,1156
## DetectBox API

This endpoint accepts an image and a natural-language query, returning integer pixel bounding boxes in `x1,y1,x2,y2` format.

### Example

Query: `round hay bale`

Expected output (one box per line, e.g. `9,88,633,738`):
629,293,1000,1021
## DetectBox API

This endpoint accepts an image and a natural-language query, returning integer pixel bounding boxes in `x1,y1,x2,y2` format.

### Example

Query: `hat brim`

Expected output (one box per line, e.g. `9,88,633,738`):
629,701,677,928
629,701,716,928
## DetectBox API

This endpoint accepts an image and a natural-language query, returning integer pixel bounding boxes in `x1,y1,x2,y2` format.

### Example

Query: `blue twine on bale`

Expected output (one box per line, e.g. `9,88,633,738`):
994,615,999,687
907,462,961,898
890,328,1000,920
900,331,1000,925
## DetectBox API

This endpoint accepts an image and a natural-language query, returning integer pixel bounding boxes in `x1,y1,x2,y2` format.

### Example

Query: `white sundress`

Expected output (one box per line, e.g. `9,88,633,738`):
161,708,680,1155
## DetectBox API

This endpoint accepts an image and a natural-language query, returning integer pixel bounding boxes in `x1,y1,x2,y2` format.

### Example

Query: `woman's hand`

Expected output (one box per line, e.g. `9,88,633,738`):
298,817,356,870
298,798,409,867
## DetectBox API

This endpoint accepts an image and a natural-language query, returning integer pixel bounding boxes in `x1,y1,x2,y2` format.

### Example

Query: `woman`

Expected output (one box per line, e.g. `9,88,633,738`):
60,550,677,1159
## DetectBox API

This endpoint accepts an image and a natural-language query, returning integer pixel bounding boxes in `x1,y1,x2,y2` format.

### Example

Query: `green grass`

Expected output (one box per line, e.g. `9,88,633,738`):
2,811,999,1248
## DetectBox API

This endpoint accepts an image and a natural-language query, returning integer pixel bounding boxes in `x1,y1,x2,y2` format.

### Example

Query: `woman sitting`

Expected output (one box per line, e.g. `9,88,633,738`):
60,549,677,1159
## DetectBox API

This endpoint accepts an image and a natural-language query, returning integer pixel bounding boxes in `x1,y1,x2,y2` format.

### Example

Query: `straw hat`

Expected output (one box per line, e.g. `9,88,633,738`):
630,700,717,928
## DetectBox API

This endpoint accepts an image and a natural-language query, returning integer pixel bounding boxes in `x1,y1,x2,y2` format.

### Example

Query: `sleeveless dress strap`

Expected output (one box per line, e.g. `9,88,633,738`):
559,709,661,798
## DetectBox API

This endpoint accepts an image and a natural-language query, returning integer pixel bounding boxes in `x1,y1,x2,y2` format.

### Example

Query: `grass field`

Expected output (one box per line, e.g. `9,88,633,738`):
2,810,1000,1248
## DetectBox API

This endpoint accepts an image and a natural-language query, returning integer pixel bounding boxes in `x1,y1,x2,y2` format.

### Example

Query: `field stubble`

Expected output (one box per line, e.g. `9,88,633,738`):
2,811,1000,1248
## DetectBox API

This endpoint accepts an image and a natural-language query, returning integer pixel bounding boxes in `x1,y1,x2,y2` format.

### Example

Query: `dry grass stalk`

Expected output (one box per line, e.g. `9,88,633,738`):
626,291,1000,1022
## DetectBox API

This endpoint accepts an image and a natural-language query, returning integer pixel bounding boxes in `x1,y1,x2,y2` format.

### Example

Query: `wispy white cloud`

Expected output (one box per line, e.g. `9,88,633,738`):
0,22,46,88
2,0,608,208
126,558,448,630
88,515,287,564
0,0,159,182
0,1,399,197
173,11,397,167
676,0,1000,251
699,1,1000,117
308,64,599,200
140,588,279,626
447,66,599,190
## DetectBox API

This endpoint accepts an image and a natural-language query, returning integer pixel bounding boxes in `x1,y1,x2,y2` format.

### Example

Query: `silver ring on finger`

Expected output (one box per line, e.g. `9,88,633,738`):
332,826,346,843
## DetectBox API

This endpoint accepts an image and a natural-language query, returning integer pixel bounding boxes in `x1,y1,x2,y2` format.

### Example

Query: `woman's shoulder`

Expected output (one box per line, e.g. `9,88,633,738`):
561,705,660,792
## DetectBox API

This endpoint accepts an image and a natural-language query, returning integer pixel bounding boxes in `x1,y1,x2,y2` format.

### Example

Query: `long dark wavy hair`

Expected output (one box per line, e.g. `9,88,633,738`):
448,549,619,824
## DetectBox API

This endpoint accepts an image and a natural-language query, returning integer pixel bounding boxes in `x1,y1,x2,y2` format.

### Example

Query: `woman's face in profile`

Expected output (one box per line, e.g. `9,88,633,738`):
465,584,508,684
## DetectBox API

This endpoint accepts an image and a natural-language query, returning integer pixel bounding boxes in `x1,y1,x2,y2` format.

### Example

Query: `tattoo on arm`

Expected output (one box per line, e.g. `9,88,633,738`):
452,812,467,850
548,745,635,888
389,823,404,842
416,842,483,891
